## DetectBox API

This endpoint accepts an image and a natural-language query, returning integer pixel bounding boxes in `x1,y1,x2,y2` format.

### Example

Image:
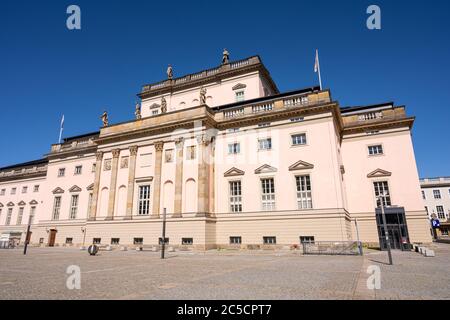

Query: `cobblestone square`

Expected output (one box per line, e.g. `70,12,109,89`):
0,244,448,300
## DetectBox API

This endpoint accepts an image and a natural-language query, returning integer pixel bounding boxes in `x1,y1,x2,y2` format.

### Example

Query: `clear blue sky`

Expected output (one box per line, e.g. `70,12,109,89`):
1,0,449,178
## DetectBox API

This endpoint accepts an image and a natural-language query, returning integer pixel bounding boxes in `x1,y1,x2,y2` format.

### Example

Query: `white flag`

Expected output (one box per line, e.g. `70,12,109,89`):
314,49,319,73
60,114,65,129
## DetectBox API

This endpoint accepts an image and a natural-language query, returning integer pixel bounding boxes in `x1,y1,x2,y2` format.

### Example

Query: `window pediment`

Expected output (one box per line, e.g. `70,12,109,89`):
254,164,277,174
149,103,160,109
18,201,26,206
29,200,38,205
7,202,14,207
52,187,65,194
289,160,314,171
69,185,82,193
224,167,245,177
86,183,94,191
232,83,247,90
367,168,392,178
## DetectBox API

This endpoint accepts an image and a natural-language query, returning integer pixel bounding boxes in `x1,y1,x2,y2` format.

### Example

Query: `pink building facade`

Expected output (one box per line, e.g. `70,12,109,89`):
0,55,431,249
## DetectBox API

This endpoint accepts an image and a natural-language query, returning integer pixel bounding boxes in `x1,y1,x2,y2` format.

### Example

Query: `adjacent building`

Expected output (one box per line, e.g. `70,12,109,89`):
420,177,450,237
0,54,432,250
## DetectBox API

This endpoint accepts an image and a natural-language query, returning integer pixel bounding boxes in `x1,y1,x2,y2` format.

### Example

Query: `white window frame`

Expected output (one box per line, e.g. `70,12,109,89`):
368,144,384,156
373,181,391,207
58,168,65,177
258,137,272,151
29,206,36,225
261,177,276,211
33,185,39,192
74,165,82,175
52,196,61,220
137,184,151,215
0,189,5,196
433,190,441,199
11,188,16,195
235,90,245,102
16,207,24,225
6,208,13,225
22,186,28,194
436,206,445,219
229,180,242,213
296,175,313,209
291,133,307,147
228,142,240,155
69,194,79,219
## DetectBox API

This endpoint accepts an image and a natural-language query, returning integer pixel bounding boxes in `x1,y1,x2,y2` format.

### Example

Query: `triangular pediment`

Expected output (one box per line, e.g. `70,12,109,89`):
224,167,245,177
232,83,247,90
69,185,82,193
18,201,26,206
52,187,65,194
367,168,392,178
86,183,94,191
289,160,314,171
29,200,38,205
7,202,14,207
149,103,160,109
254,164,277,174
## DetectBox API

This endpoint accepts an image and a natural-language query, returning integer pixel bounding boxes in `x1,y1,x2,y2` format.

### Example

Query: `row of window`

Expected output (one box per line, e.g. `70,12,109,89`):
0,206,35,226
57,165,94,177
425,205,448,220
0,185,39,196
63,236,315,246
422,189,450,200
52,194,92,220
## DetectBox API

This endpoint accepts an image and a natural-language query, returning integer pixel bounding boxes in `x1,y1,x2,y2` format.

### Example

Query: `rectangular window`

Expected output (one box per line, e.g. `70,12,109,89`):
87,193,93,216
165,149,174,163
263,236,276,245
368,145,383,155
436,206,445,219
69,195,79,219
39,238,44,244
58,168,65,177
93,238,101,244
258,138,272,151
65,238,73,244
291,133,307,146
433,190,441,199
91,163,96,173
229,181,242,213
111,238,120,245
228,143,240,154
186,146,196,160
182,238,193,245
133,237,143,245
159,237,169,245
152,110,159,115
258,122,270,128
261,178,275,210
300,236,315,244
138,185,151,215
229,236,242,244
422,190,426,200
33,185,39,192
11,188,16,195
373,181,391,207
6,208,13,225
296,175,313,209
74,165,82,175
29,206,36,225
52,196,61,220
16,207,24,225
22,186,28,194
235,91,245,102
0,189,5,196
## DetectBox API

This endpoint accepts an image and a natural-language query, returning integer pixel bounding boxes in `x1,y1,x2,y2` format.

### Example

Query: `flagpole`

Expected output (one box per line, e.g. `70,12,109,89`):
315,49,323,91
58,115,64,144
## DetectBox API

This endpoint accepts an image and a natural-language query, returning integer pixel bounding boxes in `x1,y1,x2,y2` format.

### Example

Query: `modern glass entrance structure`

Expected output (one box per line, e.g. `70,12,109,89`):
375,206,411,251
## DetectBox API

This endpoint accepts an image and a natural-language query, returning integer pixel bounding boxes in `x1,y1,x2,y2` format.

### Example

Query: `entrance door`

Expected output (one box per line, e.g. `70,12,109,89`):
48,230,57,247
375,207,411,251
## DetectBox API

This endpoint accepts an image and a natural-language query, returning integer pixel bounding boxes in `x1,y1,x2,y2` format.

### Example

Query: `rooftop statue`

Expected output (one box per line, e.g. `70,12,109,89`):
135,103,141,120
167,64,173,80
200,87,207,105
222,48,229,64
101,111,108,127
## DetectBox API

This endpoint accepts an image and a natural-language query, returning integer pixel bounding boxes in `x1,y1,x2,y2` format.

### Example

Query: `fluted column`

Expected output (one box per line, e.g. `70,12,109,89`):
106,149,120,220
173,137,184,217
151,141,164,218
196,134,211,217
125,145,138,220
88,151,103,221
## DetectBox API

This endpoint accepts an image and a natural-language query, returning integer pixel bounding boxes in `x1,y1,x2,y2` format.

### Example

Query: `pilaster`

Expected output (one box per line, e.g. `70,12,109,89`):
88,151,103,221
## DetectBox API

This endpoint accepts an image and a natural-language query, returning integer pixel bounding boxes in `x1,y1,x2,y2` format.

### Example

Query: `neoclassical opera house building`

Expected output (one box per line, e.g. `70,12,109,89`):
0,54,431,250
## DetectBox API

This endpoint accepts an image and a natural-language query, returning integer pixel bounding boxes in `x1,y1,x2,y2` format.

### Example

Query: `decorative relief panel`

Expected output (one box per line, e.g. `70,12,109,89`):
120,156,129,169
104,159,112,171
